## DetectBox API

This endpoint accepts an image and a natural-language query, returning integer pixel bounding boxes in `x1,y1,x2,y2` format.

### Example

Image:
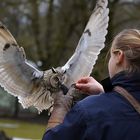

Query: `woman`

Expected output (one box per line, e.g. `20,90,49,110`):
43,29,140,140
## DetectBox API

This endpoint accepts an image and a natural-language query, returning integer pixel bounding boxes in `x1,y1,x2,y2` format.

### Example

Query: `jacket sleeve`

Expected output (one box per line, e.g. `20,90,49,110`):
42,103,87,140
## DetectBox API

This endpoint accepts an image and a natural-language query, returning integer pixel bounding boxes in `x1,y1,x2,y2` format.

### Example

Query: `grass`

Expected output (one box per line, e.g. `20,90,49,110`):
0,118,46,139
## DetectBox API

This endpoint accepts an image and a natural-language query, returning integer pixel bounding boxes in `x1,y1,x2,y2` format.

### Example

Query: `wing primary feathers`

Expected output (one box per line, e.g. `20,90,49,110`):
62,0,109,87
84,29,92,36
0,22,17,44
0,22,55,112
3,43,10,51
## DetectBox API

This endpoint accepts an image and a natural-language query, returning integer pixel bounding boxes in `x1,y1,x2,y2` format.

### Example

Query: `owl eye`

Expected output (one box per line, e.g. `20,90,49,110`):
54,76,59,82
50,75,61,88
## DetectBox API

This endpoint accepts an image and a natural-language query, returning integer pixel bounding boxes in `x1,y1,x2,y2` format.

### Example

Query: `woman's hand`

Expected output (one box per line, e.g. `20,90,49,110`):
76,77,104,95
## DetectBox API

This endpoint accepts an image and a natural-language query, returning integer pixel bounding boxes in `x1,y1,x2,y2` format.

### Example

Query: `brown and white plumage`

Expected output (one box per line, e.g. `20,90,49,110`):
0,0,109,112
0,24,55,112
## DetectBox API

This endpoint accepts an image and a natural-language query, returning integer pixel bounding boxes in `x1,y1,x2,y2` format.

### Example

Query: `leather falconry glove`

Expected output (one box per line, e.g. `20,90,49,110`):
46,86,76,130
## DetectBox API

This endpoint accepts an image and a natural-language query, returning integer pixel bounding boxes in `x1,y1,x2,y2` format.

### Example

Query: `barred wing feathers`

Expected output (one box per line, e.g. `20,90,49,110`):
0,23,53,112
62,0,109,87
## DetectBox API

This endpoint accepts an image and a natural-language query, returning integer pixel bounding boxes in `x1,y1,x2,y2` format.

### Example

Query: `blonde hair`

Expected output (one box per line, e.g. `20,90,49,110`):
112,29,140,73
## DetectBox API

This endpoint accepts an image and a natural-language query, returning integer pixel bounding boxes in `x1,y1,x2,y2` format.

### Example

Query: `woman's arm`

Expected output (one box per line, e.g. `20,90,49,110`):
46,91,73,130
43,102,86,140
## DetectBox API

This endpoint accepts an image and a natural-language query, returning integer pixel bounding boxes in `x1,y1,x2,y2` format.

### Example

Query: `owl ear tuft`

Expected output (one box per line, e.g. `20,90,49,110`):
51,67,57,73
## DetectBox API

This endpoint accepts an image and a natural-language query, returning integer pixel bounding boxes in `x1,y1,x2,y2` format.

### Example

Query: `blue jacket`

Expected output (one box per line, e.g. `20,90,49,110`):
43,71,140,140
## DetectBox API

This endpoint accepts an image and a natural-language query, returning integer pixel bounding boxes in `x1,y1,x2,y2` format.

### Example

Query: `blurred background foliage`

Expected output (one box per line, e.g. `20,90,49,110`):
0,0,140,138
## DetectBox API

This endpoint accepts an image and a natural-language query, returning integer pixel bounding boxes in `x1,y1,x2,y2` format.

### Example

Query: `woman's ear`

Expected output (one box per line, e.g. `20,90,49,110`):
115,50,124,65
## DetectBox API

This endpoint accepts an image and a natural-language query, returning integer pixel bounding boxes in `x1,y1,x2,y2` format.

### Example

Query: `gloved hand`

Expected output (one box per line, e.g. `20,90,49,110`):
46,88,74,130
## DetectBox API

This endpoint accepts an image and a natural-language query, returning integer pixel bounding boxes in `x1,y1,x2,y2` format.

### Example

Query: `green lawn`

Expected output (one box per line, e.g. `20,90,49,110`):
0,119,46,139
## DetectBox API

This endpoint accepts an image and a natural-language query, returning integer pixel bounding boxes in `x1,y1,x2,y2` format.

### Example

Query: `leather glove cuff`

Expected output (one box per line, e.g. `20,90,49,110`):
46,94,73,130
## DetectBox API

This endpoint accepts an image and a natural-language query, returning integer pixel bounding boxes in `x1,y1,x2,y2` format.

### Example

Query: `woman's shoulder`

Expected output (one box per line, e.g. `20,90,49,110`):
76,92,125,121
78,92,118,108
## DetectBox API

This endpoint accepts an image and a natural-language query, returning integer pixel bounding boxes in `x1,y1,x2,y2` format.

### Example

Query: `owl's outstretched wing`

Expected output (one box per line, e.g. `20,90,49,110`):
0,23,53,112
62,0,109,87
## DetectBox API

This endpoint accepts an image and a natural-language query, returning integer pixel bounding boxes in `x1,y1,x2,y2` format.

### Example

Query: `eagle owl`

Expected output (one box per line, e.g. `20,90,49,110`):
0,0,109,112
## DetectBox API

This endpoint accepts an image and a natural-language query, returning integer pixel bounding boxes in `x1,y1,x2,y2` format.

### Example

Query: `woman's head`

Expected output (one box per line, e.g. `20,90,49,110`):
108,29,140,78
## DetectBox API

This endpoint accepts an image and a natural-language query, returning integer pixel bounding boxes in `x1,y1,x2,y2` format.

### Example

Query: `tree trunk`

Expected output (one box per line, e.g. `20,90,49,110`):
29,0,43,62
44,0,54,68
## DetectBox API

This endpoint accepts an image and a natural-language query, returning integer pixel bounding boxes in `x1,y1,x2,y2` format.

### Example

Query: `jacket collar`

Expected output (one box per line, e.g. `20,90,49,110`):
111,71,140,94
101,71,140,94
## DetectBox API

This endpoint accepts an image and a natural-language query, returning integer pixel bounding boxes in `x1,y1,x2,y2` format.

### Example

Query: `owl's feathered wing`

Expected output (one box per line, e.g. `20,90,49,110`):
62,0,109,87
0,23,54,112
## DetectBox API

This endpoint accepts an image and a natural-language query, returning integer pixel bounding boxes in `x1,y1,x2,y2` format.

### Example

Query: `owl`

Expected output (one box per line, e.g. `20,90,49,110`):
0,0,109,112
